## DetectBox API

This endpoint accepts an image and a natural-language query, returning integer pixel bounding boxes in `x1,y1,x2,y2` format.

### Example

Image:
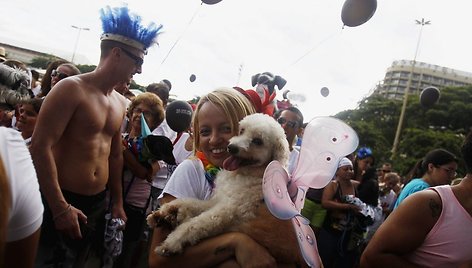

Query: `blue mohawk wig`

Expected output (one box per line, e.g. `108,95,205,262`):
100,5,163,53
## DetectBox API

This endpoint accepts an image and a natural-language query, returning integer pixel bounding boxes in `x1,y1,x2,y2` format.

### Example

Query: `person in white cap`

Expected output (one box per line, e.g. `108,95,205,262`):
317,157,363,268
31,5,163,267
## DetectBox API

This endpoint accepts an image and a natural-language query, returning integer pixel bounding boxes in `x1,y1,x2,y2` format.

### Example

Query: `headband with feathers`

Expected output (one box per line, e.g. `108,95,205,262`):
0,64,31,109
99,6,163,53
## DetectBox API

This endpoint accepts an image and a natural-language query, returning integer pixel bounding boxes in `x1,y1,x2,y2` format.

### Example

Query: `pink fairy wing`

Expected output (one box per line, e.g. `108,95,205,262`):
262,161,300,220
291,216,322,268
292,116,359,189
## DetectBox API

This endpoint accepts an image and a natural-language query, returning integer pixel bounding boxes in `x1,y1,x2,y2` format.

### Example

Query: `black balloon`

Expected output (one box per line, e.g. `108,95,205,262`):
189,74,196,82
420,86,440,108
320,87,329,97
202,0,222,4
166,100,193,132
341,0,377,27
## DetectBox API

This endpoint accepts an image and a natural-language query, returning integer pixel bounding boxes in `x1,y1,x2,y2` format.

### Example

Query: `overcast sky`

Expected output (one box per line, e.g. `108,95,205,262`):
1,0,471,120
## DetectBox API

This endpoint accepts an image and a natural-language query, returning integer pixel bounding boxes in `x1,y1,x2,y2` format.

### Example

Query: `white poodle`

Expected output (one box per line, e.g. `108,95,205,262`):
147,113,306,265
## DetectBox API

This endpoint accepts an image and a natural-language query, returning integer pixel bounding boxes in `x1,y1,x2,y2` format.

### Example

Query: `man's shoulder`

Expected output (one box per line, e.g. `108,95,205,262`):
110,89,128,108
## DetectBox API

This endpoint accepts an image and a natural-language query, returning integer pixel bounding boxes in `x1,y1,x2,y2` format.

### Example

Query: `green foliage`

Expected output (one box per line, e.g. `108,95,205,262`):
130,80,145,91
335,86,472,176
76,64,96,74
30,56,57,69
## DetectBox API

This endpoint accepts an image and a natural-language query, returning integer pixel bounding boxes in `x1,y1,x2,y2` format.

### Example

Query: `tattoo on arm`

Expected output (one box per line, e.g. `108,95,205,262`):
429,198,441,218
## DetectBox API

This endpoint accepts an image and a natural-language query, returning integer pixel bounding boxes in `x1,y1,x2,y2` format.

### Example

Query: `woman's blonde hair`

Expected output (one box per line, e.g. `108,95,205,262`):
192,88,255,151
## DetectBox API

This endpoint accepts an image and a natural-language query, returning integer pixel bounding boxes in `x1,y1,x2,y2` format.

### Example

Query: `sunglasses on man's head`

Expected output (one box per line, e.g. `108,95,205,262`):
277,117,298,129
51,69,69,80
121,48,144,66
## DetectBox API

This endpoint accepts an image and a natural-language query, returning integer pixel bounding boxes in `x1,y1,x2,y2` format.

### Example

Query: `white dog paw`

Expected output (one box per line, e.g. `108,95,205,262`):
146,213,158,228
149,205,180,228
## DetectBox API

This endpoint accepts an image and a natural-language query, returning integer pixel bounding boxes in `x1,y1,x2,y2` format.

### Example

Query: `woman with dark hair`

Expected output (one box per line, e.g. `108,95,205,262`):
36,59,68,97
393,149,458,209
358,167,382,245
361,133,472,268
353,147,375,182
50,63,81,88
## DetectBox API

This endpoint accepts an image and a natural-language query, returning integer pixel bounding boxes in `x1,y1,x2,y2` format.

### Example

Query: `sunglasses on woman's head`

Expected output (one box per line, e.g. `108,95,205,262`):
51,69,69,80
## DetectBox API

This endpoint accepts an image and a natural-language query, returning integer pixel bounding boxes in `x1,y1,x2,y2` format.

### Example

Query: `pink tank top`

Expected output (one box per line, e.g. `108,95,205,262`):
407,185,472,267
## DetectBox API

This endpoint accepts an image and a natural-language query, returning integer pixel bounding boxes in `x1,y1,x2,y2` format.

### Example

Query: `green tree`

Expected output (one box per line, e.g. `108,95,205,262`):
30,56,57,69
335,86,472,176
76,64,96,74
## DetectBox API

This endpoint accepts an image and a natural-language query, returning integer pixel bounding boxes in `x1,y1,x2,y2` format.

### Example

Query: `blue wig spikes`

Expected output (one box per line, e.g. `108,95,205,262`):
100,5,163,54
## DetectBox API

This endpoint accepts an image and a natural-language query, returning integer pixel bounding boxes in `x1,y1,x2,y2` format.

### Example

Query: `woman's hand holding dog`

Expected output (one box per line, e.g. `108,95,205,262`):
232,232,277,267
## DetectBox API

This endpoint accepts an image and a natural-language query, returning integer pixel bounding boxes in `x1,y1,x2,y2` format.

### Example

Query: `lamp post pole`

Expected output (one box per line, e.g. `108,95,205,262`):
71,25,90,63
391,18,431,158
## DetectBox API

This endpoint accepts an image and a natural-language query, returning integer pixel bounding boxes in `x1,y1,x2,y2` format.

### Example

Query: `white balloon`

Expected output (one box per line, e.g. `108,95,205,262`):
287,92,306,102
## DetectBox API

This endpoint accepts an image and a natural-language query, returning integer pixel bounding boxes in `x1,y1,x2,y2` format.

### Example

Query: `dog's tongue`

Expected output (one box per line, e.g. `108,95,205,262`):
223,155,241,171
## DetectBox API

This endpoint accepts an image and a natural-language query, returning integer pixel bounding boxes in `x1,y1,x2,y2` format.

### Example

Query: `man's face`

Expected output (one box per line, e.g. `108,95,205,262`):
118,47,144,80
277,110,301,149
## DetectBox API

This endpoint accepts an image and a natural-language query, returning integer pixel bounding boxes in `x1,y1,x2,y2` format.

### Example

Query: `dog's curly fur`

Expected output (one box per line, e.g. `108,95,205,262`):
147,113,306,265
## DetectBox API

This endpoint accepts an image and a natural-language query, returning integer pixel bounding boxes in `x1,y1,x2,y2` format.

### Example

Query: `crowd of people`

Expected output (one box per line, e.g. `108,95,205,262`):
0,5,471,268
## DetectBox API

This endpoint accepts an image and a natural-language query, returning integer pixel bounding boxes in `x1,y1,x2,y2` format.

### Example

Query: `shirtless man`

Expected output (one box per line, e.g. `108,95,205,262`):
30,6,162,266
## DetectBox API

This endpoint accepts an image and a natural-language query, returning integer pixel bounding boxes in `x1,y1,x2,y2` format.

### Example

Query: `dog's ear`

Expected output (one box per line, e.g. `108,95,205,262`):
251,73,261,87
272,135,289,166
273,76,287,90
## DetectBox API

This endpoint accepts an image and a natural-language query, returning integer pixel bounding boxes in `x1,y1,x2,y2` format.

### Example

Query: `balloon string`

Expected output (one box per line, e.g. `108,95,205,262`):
160,3,202,66
288,29,342,68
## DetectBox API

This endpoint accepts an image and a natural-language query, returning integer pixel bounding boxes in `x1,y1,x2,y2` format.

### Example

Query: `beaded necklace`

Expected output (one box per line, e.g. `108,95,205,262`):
195,151,221,189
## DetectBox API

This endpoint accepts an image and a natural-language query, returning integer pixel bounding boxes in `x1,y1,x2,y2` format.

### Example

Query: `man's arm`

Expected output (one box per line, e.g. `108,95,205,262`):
361,189,440,268
108,130,127,221
30,79,87,239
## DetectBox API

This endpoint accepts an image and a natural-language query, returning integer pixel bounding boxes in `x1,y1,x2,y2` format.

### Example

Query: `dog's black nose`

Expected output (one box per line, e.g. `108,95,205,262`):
227,144,239,155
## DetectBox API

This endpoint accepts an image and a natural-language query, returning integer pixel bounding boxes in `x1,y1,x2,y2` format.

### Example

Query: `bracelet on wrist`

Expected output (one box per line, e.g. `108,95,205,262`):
53,204,72,221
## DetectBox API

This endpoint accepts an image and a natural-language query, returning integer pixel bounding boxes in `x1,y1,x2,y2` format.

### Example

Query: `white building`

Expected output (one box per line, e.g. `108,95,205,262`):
374,60,472,100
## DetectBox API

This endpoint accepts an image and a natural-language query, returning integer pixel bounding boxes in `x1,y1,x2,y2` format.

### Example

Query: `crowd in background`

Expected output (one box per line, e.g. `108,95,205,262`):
1,5,472,268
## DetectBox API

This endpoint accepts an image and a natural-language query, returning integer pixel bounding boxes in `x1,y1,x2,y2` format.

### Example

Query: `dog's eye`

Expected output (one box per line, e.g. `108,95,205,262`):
240,128,245,135
252,138,263,146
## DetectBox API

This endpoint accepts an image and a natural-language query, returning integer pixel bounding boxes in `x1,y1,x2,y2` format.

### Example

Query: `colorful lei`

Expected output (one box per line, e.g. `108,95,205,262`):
195,151,220,189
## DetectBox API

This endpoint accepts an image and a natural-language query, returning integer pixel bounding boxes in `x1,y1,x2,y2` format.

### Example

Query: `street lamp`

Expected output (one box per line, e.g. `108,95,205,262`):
71,25,90,63
391,18,431,158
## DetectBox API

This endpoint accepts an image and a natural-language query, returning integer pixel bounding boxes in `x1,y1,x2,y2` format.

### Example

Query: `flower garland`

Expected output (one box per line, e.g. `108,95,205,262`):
195,151,220,189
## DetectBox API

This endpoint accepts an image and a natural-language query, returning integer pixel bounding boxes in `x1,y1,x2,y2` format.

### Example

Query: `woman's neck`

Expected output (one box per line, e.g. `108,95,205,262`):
337,177,353,186
21,131,32,140
422,174,435,186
